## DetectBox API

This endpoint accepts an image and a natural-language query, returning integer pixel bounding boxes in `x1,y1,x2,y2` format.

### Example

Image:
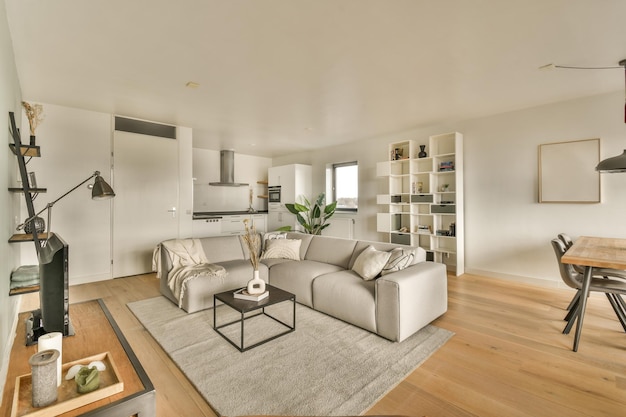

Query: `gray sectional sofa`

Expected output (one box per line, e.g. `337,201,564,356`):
156,232,448,342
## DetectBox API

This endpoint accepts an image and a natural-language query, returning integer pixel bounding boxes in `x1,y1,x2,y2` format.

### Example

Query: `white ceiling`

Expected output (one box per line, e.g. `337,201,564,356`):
5,0,626,158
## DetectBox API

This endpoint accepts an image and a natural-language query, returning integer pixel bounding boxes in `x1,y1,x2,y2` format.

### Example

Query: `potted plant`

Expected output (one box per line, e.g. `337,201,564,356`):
279,192,337,235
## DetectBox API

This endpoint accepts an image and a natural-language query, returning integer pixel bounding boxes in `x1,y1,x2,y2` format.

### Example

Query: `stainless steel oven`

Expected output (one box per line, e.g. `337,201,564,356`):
268,186,281,203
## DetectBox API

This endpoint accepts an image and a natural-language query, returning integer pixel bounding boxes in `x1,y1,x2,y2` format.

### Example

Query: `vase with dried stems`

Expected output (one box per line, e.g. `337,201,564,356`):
22,101,44,146
242,219,265,295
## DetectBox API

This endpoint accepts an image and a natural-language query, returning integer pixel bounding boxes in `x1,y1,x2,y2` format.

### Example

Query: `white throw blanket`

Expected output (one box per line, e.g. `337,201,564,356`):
152,239,226,308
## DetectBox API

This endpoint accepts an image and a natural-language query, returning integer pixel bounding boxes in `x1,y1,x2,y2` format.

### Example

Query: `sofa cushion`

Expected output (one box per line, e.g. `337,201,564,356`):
178,260,269,313
304,236,357,269
269,260,344,307
312,270,377,333
351,245,392,280
381,247,416,276
262,231,287,250
261,239,301,260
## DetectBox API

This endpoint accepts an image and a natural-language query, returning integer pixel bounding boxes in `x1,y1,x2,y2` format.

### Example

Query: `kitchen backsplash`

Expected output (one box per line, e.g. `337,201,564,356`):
193,183,266,213
192,148,271,213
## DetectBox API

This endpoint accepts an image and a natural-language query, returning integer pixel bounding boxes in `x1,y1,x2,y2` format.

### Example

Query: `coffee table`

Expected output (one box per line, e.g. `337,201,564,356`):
213,284,295,352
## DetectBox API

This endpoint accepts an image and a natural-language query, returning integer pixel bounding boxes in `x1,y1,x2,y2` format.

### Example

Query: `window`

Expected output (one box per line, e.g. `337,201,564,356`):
332,161,358,211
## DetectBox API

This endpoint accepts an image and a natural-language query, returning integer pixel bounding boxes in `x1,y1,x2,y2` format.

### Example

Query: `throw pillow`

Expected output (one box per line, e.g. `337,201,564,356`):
352,245,392,280
262,231,287,250
261,238,301,260
381,247,416,276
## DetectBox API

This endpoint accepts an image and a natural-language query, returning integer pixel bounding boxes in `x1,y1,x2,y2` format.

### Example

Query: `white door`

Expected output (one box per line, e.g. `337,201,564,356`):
113,131,179,277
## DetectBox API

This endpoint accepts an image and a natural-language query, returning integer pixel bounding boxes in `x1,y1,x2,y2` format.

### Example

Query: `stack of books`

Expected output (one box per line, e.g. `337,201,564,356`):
439,161,455,171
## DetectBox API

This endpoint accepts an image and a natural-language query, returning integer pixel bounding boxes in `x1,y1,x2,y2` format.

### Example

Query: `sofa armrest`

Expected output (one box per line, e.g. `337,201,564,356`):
375,261,448,342
157,244,179,304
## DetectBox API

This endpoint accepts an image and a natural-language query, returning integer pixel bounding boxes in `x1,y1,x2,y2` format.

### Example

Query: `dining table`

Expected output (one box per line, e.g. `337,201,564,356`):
561,236,626,351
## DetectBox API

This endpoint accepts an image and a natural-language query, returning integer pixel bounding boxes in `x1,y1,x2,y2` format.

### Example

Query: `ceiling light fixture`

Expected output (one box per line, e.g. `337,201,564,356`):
596,58,626,173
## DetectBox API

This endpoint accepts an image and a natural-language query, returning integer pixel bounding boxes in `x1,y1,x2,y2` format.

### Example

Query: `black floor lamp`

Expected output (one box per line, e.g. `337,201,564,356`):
17,170,115,241
17,171,115,344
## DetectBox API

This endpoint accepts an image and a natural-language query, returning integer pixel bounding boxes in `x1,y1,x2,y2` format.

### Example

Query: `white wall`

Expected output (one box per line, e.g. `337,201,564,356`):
274,91,626,287
193,149,272,213
462,91,626,286
0,0,22,400
19,104,113,284
18,104,194,283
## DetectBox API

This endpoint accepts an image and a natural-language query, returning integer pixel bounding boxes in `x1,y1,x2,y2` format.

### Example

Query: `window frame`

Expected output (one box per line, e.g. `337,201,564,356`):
331,161,358,212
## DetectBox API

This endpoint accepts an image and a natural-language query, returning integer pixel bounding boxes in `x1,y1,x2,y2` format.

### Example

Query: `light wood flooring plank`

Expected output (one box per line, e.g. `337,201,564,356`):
13,271,625,417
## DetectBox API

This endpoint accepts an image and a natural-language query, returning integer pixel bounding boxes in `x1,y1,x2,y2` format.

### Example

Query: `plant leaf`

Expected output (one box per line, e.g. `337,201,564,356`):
296,212,308,230
311,204,321,219
285,204,298,215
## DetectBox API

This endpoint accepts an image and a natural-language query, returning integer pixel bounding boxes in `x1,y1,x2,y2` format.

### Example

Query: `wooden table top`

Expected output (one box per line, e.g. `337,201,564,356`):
561,236,626,270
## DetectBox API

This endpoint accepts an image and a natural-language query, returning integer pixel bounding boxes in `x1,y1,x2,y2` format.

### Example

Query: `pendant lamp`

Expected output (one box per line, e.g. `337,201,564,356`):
596,58,626,172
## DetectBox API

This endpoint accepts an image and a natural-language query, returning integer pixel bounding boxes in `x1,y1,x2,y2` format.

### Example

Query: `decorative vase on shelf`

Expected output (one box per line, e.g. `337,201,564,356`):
30,135,36,146
418,145,427,158
247,270,265,295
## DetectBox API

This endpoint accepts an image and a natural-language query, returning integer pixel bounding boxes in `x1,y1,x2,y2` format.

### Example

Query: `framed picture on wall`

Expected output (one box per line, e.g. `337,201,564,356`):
538,138,601,203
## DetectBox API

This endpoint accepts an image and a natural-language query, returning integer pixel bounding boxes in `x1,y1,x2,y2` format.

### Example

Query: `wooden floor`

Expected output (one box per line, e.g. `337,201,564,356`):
16,272,626,417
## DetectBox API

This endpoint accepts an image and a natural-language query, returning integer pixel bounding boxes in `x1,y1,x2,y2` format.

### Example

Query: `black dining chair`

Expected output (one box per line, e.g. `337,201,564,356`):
551,238,626,334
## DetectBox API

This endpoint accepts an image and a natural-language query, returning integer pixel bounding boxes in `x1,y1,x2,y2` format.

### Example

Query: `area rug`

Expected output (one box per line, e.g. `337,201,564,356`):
127,296,453,416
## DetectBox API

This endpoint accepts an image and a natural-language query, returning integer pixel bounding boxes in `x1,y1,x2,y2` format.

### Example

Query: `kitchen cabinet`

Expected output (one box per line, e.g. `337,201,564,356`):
250,214,267,234
221,215,247,234
267,164,311,231
192,218,222,238
193,214,267,238
268,164,311,205
268,211,297,232
222,214,267,235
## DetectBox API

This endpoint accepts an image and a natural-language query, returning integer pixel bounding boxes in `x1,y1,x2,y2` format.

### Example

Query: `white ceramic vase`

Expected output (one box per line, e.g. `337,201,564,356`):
247,270,265,295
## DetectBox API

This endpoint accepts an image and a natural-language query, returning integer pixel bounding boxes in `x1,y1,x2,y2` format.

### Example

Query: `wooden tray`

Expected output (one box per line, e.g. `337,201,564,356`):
11,352,124,417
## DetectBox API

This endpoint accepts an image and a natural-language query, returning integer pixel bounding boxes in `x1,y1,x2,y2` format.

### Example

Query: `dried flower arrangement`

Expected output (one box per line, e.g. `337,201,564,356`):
22,101,44,136
242,218,260,271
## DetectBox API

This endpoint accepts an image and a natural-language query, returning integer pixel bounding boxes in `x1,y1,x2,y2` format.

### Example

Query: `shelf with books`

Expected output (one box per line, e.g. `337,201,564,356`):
376,132,464,275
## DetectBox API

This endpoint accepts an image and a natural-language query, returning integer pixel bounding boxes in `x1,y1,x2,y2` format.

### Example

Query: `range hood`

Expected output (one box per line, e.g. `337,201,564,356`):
209,150,249,187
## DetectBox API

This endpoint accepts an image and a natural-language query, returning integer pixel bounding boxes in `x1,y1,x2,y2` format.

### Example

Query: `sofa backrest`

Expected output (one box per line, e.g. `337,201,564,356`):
302,235,358,269
282,233,426,270
285,232,314,260
199,235,247,263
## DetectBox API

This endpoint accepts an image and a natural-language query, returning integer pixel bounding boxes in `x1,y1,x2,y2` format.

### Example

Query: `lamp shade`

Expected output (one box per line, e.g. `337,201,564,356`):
91,175,115,199
596,150,626,173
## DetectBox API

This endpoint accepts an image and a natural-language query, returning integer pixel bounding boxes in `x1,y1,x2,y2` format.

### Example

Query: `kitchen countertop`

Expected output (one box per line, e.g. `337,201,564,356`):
193,210,268,219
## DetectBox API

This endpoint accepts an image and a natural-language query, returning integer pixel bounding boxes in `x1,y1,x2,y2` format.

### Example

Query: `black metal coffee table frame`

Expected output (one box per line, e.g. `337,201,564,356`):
213,284,296,352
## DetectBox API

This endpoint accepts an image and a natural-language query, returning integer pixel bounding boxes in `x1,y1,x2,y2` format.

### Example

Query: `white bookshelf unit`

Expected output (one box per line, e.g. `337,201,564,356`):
376,132,464,275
